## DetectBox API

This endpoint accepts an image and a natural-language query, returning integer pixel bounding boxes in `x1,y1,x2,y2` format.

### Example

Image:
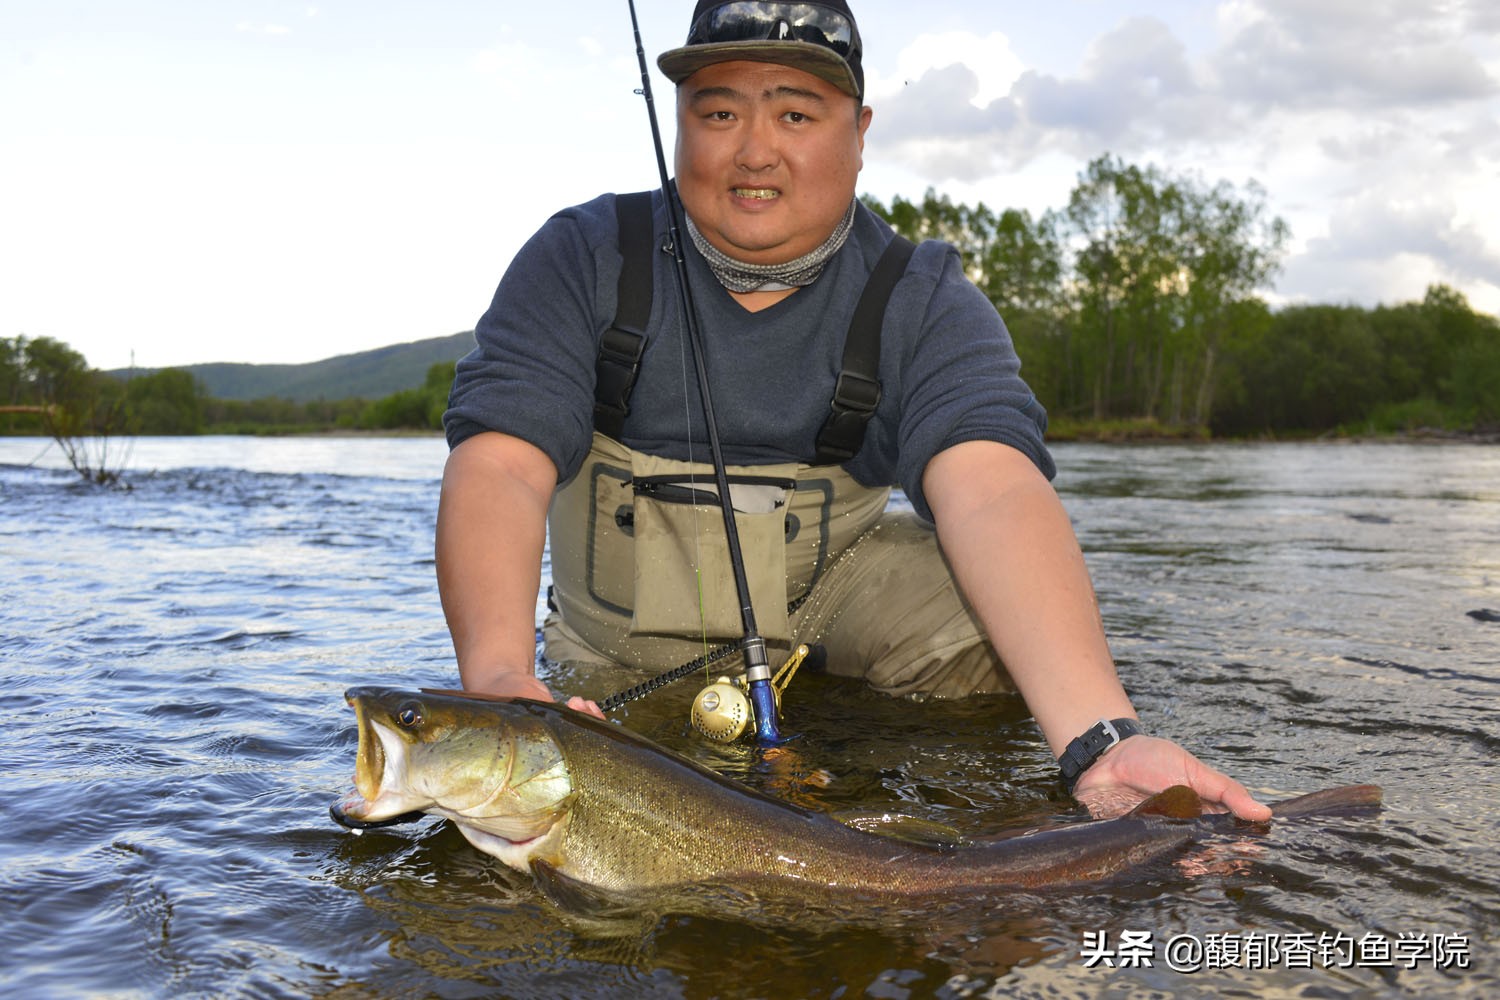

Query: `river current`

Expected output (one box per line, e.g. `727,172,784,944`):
1,435,1495,998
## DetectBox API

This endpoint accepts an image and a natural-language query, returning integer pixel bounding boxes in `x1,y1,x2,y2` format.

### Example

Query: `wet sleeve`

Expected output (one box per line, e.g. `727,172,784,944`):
892,243,1055,521
443,200,619,483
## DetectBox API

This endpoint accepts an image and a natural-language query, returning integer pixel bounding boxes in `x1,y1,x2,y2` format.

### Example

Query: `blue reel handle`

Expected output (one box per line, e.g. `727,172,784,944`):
748,676,783,745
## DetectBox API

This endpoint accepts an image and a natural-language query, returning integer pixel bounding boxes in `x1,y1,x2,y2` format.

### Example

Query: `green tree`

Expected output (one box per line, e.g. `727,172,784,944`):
126,368,205,434
862,192,1070,410
1175,177,1289,425
863,189,1067,312
22,336,91,407
1,337,22,402
1449,334,1500,425
1,336,36,431
1422,285,1500,426
357,361,454,430
1,335,132,483
1062,156,1184,420
860,176,1500,438
1057,155,1287,426
1213,305,1383,433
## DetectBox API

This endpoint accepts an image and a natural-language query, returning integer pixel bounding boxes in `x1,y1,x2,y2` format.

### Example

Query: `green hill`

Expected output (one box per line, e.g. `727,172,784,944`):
109,331,476,402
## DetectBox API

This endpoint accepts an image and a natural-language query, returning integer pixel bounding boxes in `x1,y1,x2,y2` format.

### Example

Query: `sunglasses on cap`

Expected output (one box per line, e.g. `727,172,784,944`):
686,2,862,63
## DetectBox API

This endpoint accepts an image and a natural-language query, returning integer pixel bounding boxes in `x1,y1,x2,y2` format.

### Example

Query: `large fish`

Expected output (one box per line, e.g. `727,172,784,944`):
330,686,1380,920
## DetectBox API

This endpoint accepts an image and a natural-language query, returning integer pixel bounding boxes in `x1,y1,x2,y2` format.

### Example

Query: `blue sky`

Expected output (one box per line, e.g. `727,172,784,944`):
4,0,1498,369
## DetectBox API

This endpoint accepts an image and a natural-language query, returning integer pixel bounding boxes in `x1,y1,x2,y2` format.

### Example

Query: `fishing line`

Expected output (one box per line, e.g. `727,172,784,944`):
673,224,713,671
598,592,813,714
622,0,781,743
664,172,709,666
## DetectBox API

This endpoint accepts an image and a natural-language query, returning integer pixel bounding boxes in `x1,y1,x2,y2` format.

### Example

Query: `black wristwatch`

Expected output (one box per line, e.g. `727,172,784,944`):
1058,718,1144,791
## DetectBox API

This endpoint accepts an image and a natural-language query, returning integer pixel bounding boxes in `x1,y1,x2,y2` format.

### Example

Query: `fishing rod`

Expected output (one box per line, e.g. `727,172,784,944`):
624,0,782,744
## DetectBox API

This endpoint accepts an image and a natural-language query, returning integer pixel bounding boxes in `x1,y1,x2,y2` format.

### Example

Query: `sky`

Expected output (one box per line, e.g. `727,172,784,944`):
3,0,1498,370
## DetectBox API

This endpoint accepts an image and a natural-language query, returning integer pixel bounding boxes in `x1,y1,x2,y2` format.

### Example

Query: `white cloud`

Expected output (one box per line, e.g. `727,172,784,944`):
1330,194,1500,278
874,16,1235,173
1280,189,1500,309
1215,0,1495,110
871,31,1025,108
856,1,1500,315
235,22,291,37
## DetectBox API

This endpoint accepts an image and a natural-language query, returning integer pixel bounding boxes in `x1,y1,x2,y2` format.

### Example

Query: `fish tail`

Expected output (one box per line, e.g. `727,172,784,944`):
1270,784,1383,817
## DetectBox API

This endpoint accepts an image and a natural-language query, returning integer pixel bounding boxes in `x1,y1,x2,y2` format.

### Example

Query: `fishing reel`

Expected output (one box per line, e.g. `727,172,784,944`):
689,644,810,743
690,677,753,742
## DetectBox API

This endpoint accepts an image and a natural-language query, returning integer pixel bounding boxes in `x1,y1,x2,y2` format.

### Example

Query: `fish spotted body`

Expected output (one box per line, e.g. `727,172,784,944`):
332,686,1380,918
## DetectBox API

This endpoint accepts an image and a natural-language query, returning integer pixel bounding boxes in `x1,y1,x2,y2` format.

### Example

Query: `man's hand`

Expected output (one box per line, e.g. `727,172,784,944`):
1071,734,1272,822
462,668,606,720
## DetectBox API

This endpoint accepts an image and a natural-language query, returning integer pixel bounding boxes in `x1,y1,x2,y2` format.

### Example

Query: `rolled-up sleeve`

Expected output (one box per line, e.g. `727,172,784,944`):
444,197,620,483
890,243,1054,520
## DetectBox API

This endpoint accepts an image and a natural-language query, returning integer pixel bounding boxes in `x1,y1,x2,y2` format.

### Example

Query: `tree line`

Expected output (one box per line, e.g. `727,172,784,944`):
865,154,1499,437
6,153,1499,445
1,336,455,437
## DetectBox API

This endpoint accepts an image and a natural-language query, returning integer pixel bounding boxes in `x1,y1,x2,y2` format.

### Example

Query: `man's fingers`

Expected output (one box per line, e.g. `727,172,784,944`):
565,695,606,720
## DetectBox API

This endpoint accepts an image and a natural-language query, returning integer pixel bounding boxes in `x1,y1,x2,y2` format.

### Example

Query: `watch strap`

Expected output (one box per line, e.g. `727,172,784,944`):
1058,718,1144,791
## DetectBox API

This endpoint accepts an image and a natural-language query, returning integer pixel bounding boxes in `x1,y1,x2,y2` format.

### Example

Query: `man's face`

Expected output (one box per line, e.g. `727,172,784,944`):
674,60,872,266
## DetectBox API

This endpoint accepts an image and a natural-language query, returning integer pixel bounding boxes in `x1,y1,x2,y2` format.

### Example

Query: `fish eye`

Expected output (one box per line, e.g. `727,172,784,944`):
396,702,423,728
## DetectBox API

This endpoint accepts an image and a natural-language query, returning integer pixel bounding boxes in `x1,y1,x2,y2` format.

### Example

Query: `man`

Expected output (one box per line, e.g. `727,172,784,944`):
438,0,1270,821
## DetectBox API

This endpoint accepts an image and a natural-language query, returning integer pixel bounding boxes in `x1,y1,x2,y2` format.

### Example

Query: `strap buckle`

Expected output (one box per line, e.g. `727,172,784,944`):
831,371,882,414
1058,717,1143,791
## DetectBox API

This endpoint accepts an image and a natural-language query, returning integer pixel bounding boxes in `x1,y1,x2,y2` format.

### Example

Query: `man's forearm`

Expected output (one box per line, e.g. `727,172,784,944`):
435,432,555,692
924,440,1136,756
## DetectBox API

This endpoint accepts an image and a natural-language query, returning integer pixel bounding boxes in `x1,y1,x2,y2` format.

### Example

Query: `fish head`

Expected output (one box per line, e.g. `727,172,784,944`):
333,686,574,868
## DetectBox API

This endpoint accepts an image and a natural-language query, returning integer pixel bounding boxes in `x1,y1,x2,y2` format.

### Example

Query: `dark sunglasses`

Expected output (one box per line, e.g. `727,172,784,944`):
687,2,861,62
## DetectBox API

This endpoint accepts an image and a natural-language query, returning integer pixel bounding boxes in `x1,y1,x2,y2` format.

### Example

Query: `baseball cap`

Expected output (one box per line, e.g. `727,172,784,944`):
657,1,865,100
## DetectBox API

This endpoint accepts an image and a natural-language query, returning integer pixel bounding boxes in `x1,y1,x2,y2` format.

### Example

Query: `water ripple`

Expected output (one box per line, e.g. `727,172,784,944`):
2,438,1497,998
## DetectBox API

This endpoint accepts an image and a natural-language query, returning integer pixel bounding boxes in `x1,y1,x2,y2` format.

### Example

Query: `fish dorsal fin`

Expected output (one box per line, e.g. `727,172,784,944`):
1127,785,1203,820
830,810,969,848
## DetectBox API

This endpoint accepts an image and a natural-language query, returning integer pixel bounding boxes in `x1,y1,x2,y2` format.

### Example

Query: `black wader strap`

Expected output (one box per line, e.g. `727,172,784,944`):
596,198,916,461
813,234,916,465
593,191,655,439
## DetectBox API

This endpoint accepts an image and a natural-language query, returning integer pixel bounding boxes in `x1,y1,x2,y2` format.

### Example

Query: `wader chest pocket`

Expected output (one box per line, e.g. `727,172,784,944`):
628,472,797,642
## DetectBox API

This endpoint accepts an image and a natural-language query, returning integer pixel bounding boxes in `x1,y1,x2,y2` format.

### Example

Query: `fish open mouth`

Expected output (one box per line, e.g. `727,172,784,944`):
329,688,428,830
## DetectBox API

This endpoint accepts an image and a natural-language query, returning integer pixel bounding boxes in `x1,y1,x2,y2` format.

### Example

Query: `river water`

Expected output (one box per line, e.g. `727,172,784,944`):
2,435,1495,998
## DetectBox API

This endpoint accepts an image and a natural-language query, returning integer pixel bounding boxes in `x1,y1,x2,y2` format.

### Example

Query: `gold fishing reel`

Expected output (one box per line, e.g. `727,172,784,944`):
690,644,809,743
690,678,752,742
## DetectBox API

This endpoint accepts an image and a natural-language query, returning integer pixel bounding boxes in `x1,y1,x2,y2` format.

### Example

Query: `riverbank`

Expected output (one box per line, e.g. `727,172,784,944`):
7,422,1498,449
1044,415,1500,445
1044,416,1210,443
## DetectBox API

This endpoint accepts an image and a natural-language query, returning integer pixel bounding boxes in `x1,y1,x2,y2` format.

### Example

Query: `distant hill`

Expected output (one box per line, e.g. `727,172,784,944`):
109,331,477,402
